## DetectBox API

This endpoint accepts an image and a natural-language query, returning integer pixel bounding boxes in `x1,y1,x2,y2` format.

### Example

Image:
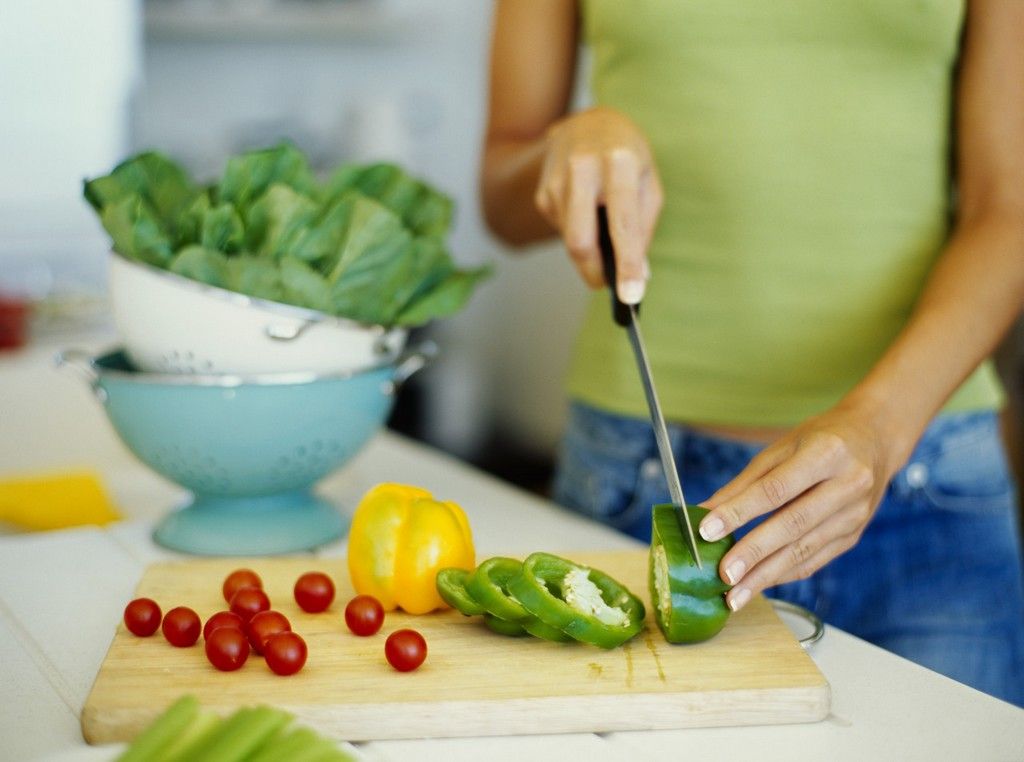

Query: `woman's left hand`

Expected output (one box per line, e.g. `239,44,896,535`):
697,404,903,612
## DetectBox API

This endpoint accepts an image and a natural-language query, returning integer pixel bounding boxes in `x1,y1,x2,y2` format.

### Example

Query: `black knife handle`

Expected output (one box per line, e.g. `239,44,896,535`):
597,206,634,328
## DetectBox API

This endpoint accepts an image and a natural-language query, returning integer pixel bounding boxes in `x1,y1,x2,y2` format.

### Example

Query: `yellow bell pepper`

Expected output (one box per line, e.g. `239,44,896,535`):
347,483,475,614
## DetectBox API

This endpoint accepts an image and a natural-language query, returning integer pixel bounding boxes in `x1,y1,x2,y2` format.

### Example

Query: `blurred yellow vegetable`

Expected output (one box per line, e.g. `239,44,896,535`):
0,471,121,531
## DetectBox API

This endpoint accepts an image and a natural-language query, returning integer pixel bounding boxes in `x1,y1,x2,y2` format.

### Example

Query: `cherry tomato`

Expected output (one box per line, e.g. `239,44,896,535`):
203,610,245,640
263,631,307,676
385,629,427,672
344,595,384,637
247,610,291,654
161,606,201,647
205,626,250,671
294,572,335,613
123,598,162,637
222,568,262,604
230,587,271,623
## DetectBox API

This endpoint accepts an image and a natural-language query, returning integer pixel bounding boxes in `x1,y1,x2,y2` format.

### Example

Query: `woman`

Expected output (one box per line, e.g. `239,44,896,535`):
480,0,1024,705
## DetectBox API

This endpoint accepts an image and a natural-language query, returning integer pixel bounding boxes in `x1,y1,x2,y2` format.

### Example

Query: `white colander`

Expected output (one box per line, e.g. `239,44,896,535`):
109,251,407,375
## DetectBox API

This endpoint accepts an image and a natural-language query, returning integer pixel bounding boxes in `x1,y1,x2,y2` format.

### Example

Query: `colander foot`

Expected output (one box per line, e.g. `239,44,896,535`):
152,490,346,555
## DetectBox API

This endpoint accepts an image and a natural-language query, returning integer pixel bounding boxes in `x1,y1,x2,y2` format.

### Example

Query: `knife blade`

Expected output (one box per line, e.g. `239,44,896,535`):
597,207,702,568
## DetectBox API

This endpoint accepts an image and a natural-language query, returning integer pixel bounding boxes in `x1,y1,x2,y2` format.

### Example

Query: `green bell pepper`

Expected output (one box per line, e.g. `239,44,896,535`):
483,613,528,637
435,567,486,616
465,557,572,642
507,553,646,649
650,504,734,644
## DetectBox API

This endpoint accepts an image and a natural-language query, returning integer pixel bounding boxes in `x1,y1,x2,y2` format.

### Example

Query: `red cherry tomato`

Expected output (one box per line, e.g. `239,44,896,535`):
123,598,162,637
205,627,250,671
294,572,335,613
203,610,245,640
161,606,201,647
247,610,291,655
385,629,427,672
222,568,262,604
230,587,271,623
344,595,384,637
263,631,307,676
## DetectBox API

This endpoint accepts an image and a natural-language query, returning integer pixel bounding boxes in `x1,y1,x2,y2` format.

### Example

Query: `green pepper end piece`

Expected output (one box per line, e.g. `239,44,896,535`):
466,557,532,622
507,553,646,649
483,613,529,637
650,504,734,644
436,567,486,616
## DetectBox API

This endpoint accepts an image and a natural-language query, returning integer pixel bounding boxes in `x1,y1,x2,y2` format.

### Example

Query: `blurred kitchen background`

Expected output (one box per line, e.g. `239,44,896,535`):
2,0,1022,495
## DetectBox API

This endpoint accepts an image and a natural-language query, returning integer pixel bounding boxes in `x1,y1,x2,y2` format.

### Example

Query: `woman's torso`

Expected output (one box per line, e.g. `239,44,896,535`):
567,0,1002,439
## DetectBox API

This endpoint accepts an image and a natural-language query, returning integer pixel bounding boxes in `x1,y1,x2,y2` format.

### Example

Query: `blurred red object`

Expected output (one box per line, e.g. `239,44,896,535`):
0,295,30,350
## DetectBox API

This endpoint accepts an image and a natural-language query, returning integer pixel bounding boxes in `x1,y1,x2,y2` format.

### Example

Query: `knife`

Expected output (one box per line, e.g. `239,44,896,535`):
597,207,702,568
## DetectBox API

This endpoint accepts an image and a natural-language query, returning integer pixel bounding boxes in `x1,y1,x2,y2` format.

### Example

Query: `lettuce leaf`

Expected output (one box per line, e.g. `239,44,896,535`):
244,184,319,259
84,145,488,327
395,266,492,326
168,245,229,287
100,195,176,267
85,152,199,246
218,143,318,212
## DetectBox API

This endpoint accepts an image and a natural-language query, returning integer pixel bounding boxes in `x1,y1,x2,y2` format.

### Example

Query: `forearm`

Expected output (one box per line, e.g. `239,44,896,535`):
843,210,1024,467
480,136,557,247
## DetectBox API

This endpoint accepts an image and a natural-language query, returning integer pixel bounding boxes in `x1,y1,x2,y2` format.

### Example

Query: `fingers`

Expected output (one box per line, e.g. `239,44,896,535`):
533,110,661,296
699,457,820,544
637,169,663,265
716,479,863,587
605,149,646,304
702,444,790,509
724,516,861,612
561,157,602,287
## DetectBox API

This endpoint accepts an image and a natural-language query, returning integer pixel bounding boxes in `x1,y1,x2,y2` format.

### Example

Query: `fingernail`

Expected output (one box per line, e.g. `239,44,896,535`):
642,260,651,279
618,279,645,305
724,559,747,585
700,516,725,542
729,587,751,612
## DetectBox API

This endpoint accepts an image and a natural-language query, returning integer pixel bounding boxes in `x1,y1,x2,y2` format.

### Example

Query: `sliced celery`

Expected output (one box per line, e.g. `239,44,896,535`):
116,695,199,762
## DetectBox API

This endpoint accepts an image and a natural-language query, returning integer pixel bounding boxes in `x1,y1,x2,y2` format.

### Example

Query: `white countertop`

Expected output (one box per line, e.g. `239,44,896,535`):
2,333,1022,761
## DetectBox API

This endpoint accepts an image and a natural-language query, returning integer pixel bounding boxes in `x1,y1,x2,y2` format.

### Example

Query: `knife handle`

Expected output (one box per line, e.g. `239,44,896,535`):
597,206,633,328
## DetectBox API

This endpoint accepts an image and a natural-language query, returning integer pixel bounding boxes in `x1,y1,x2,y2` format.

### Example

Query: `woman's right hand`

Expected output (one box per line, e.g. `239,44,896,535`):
535,106,663,304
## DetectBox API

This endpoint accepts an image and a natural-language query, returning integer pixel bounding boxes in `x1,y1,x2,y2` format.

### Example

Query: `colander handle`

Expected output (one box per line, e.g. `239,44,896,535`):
264,321,313,341
392,341,439,387
54,348,100,386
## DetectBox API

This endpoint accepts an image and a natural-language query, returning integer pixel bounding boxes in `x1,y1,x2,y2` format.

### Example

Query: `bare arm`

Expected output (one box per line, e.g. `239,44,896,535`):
699,0,1024,610
480,0,578,246
480,0,662,303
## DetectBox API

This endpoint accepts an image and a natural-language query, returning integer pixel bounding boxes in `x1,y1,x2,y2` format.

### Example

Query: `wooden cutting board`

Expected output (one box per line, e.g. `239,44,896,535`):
82,552,829,743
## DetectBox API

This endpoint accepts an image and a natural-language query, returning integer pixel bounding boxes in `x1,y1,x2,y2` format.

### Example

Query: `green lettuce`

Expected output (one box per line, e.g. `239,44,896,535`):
84,143,489,326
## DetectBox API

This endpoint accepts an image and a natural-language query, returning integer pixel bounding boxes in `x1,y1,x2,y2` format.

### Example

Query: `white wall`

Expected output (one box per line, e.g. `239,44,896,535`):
0,0,140,287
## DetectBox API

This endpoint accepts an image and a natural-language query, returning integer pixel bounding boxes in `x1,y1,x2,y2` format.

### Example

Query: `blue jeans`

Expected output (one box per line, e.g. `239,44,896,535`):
553,401,1024,706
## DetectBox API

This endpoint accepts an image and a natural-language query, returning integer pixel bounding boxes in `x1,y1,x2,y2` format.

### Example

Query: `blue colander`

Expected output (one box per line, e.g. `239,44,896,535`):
58,345,434,555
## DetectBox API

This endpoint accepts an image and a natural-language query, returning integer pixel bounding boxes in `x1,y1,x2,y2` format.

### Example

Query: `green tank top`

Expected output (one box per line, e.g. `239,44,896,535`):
567,0,1003,427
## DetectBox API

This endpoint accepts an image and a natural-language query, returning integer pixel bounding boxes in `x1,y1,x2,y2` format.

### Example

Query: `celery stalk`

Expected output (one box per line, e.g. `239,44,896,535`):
116,695,200,762
161,708,223,762
246,726,322,762
187,706,291,762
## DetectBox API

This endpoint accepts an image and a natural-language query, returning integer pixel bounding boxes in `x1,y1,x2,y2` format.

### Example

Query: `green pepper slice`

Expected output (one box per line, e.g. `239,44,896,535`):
466,557,532,621
483,613,528,637
466,558,572,642
435,568,486,616
650,504,734,644
507,553,646,649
